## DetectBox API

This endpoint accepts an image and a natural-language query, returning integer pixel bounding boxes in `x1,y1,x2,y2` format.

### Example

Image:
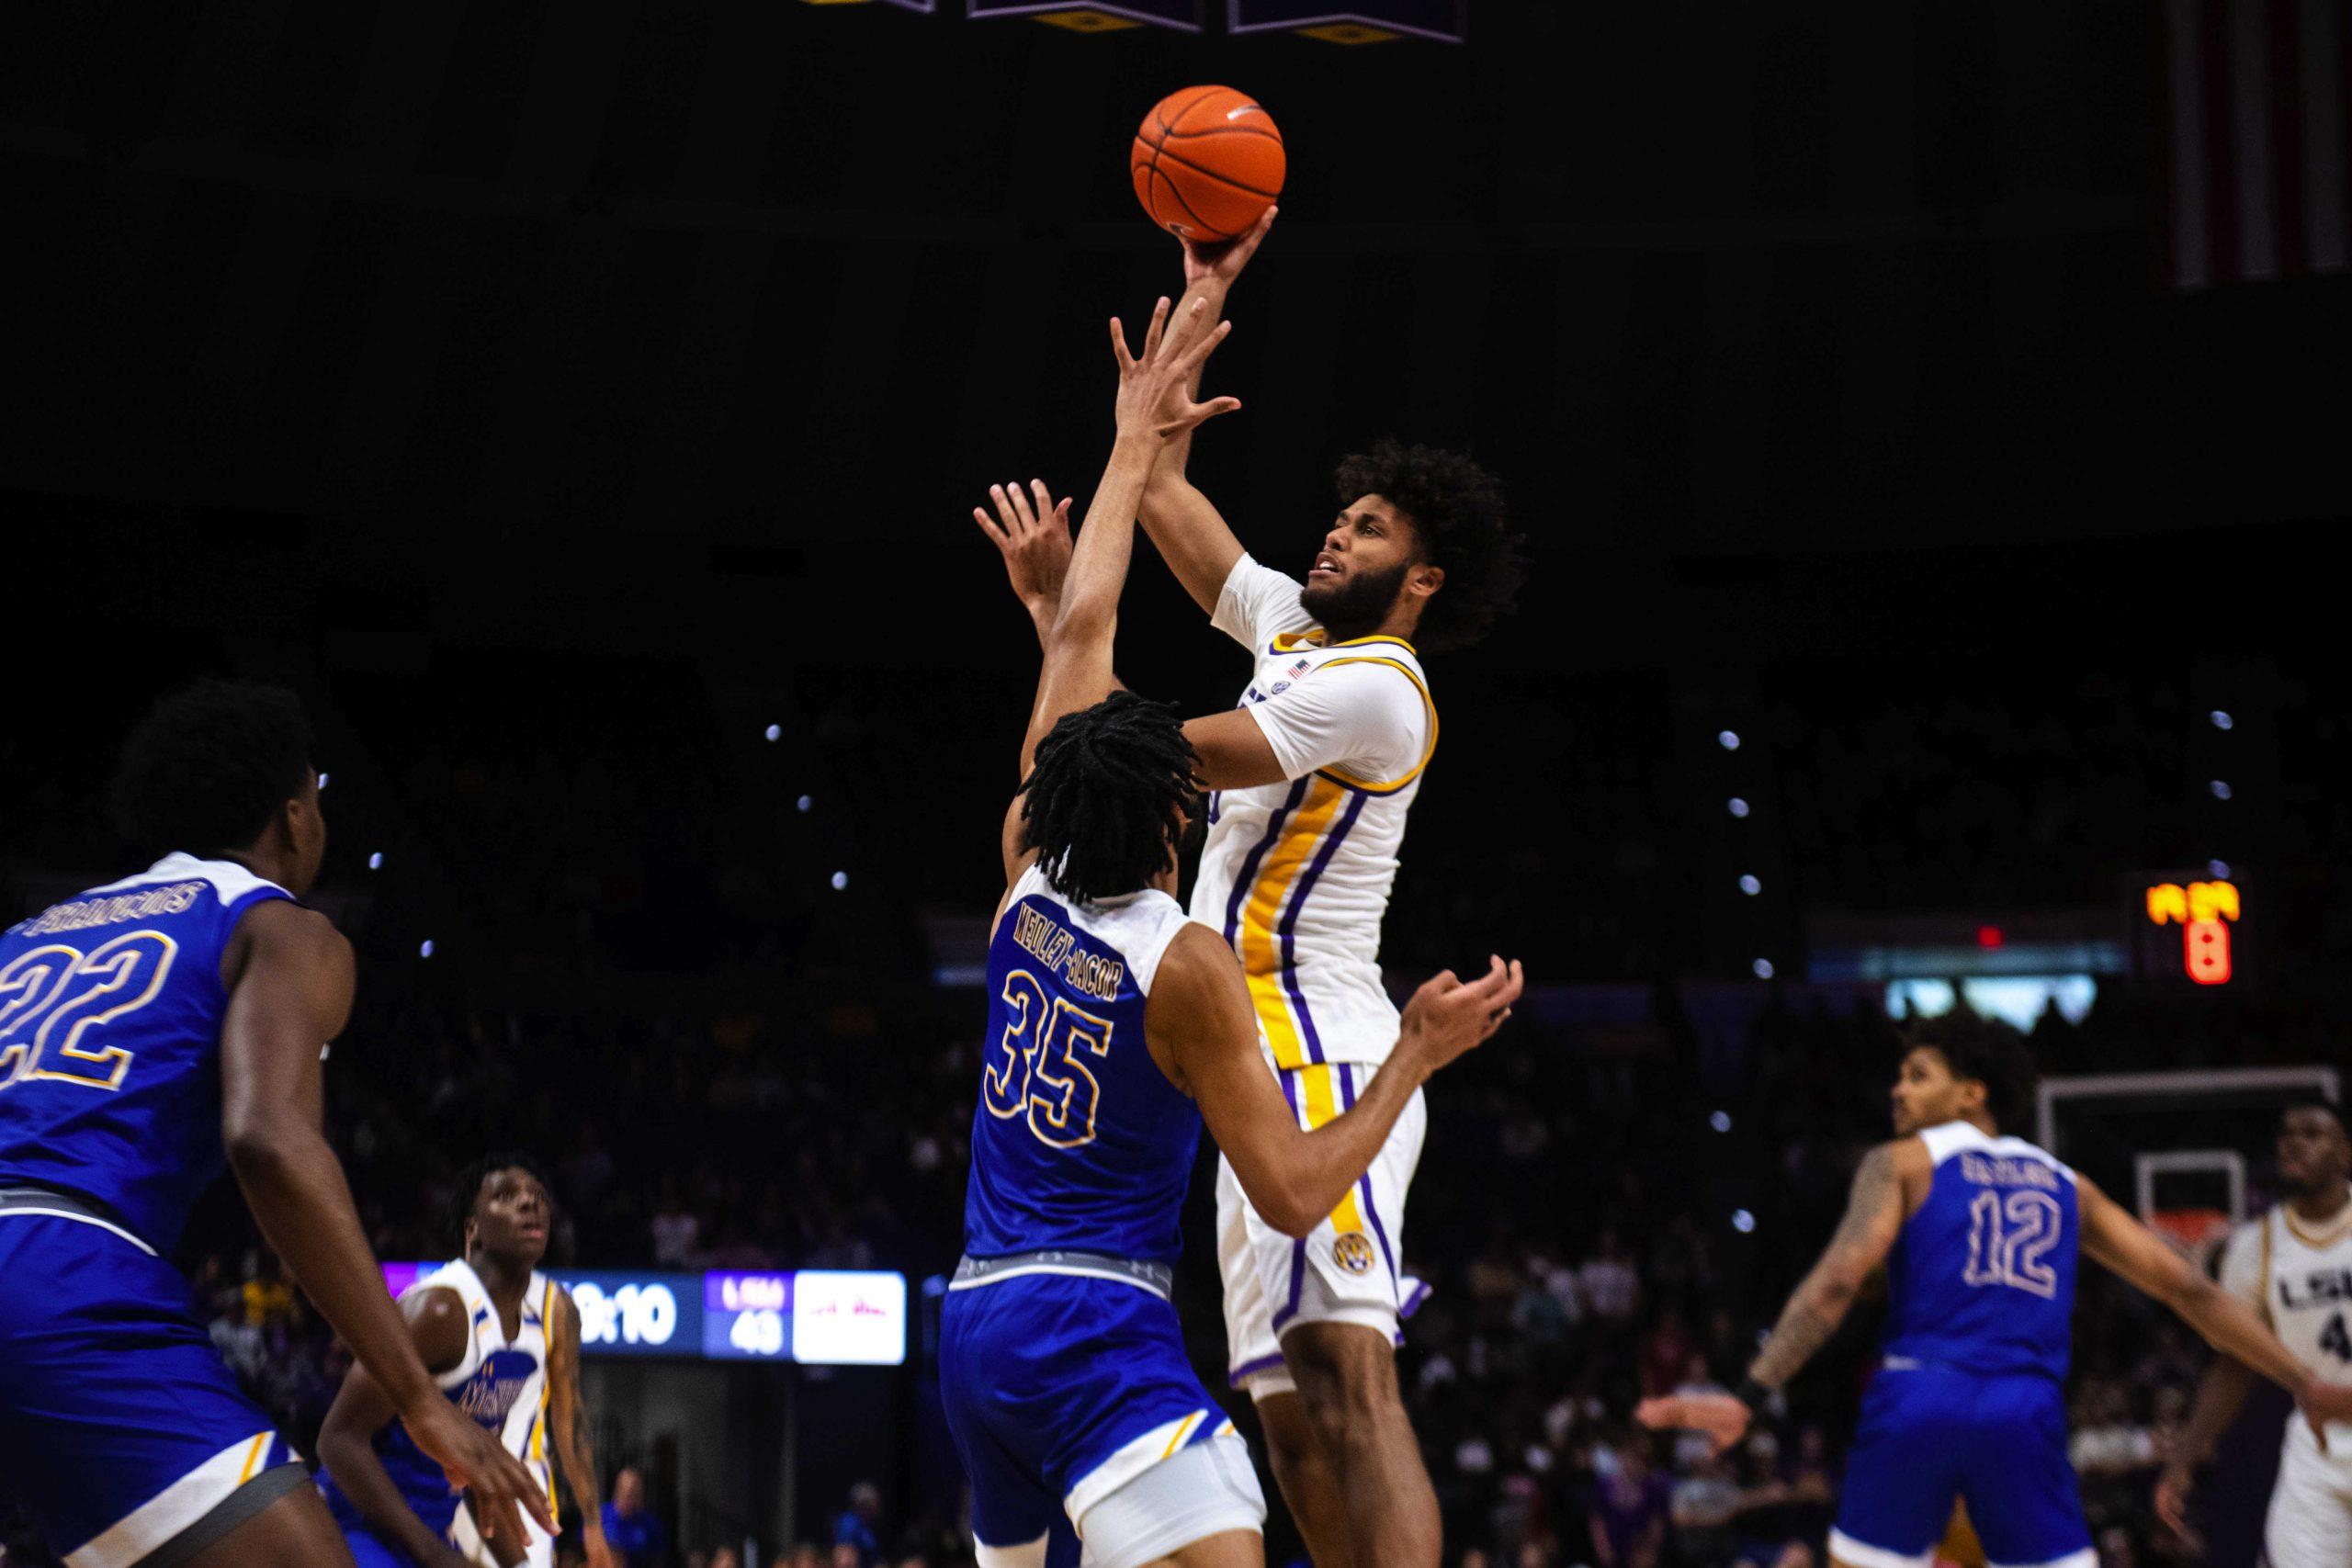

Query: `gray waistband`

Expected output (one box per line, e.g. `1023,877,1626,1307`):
953,1250,1172,1300
0,1186,156,1254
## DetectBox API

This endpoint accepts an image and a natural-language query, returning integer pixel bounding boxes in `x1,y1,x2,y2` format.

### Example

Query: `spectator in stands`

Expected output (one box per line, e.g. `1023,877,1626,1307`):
833,1483,883,1568
1577,1230,1640,1322
602,1468,669,1568
1585,1438,1668,1568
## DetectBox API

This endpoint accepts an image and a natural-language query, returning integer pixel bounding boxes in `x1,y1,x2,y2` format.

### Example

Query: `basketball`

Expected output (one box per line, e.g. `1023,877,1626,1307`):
1130,85,1285,243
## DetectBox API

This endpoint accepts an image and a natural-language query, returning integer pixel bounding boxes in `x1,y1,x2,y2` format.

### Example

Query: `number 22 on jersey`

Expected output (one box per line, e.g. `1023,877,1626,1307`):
985,969,1113,1150
0,932,179,1091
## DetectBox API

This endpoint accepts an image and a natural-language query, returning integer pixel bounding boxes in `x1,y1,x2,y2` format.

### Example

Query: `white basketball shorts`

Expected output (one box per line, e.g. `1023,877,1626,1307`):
1217,1057,1426,1400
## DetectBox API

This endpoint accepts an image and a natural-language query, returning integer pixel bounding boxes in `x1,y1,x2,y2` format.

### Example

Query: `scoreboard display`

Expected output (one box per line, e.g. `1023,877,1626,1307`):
2136,874,2248,987
380,1264,906,1365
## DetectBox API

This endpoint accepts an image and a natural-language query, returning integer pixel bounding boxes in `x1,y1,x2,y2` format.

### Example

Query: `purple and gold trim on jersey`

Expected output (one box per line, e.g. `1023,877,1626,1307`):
1308,657,1437,796
1223,777,1372,1072
1267,1064,1392,1333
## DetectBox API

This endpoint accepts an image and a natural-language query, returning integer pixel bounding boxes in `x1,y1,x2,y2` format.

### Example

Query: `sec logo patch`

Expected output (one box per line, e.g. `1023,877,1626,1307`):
1333,1233,1376,1277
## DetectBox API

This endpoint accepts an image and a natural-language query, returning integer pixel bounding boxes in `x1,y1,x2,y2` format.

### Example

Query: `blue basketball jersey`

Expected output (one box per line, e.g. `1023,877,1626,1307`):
964,863,1204,1263
0,854,295,1253
1883,1121,2081,1380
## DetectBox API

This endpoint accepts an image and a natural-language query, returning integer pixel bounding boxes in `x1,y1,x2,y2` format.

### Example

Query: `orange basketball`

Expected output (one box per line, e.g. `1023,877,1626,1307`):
1130,85,1285,243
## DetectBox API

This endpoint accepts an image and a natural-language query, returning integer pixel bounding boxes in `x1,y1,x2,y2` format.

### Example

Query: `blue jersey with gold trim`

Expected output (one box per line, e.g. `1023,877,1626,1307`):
0,853,295,1253
963,864,1203,1263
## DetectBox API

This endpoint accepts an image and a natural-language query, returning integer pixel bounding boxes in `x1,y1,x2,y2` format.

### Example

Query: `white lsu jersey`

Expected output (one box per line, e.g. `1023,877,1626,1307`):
1190,557,1436,1071
2221,1201,2352,1450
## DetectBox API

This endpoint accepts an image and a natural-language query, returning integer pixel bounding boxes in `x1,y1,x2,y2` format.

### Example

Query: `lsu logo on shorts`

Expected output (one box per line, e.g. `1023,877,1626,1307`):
1333,1234,1375,1277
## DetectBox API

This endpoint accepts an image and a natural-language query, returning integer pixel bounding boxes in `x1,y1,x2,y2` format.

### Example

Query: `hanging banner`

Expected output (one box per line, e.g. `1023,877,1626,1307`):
967,0,1204,31
1227,0,1462,42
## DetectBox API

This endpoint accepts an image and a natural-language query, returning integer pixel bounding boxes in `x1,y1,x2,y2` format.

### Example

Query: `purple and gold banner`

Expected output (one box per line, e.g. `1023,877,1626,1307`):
967,0,1204,32
1227,0,1463,41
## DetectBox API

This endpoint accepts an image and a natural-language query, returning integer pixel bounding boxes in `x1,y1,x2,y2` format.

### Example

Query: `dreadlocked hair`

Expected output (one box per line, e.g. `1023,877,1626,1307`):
1019,691,1200,908
1333,439,1527,653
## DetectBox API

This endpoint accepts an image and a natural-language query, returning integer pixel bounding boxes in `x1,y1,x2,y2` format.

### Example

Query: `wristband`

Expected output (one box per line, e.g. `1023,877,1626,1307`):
1733,1377,1774,1416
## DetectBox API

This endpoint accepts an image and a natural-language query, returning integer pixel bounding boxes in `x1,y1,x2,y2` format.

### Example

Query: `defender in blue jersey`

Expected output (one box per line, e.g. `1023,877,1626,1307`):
948,299,1521,1568
318,1156,612,1568
0,682,547,1568
1639,1015,2352,1568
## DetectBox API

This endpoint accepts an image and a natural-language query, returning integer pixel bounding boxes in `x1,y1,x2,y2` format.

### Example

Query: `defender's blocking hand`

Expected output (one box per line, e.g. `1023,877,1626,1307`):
974,479,1073,621
1111,296,1239,443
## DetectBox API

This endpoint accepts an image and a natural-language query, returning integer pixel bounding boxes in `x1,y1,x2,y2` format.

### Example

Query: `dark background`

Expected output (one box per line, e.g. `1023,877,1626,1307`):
6,2,2350,1565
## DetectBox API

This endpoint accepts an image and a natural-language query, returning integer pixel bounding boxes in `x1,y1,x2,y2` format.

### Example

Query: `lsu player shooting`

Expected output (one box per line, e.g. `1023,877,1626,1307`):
318,1155,612,1568
2157,1103,2352,1565
1637,1017,2352,1568
945,296,1521,1568
0,681,548,1568
977,209,1528,1568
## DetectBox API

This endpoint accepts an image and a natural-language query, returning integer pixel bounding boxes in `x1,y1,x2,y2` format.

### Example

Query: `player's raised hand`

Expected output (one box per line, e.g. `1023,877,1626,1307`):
402,1393,554,1548
1182,204,1277,289
1110,296,1239,443
973,479,1072,622
1396,955,1523,1075
1634,1393,1754,1458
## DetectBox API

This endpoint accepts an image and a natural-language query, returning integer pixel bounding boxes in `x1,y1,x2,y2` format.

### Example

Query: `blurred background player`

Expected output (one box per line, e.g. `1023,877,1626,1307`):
1636,1017,2352,1568
977,211,1529,1568
318,1153,610,1568
0,680,547,1568
944,298,1521,1568
2157,1104,2352,1564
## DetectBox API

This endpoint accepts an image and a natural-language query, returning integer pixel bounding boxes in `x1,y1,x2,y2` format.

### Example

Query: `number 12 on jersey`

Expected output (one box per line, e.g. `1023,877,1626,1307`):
1963,1190,2064,1298
985,970,1113,1151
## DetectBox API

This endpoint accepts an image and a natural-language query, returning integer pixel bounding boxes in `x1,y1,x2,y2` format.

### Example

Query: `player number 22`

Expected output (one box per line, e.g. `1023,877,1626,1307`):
0,932,178,1092
1962,1189,2064,1299
984,970,1113,1151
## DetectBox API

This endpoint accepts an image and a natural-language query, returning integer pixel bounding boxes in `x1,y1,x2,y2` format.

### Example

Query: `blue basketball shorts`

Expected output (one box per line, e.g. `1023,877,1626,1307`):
1830,1364,2092,1568
0,1205,306,1568
339,1523,430,1568
939,1268,1259,1568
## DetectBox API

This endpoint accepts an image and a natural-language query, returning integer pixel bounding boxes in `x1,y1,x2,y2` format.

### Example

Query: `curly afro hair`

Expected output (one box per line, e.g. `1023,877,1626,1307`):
1902,1010,2040,1136
107,679,313,859
1333,440,1527,654
1020,691,1200,908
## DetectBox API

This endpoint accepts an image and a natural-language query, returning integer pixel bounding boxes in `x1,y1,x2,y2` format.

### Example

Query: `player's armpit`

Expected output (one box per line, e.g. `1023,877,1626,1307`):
1182,708,1288,791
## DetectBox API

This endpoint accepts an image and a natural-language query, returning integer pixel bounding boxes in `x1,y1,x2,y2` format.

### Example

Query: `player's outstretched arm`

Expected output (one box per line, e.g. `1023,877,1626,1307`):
549,1287,618,1568
2079,1178,2352,1439
1136,209,1275,616
2154,1353,2256,1541
1639,1139,1919,1455
220,898,554,1549
314,1288,478,1568
994,299,1238,887
1148,926,1520,1236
